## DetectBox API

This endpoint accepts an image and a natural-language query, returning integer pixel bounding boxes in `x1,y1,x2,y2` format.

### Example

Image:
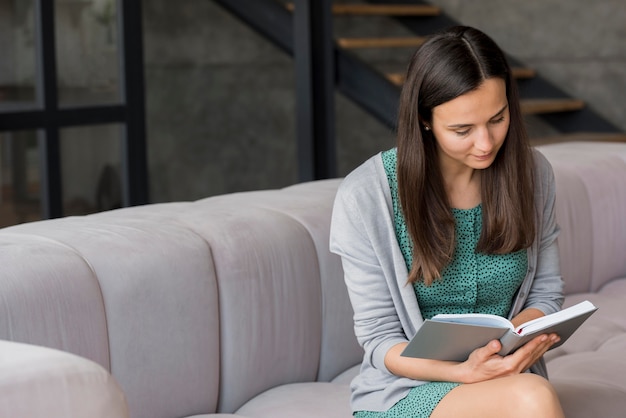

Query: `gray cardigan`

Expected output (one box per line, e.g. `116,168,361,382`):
329,149,564,413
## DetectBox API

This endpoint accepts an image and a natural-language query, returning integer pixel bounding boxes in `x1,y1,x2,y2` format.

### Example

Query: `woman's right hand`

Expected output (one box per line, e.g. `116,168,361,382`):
458,333,560,384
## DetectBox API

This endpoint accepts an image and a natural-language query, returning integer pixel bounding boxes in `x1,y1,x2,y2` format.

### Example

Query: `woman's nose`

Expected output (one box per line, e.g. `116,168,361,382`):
474,127,494,152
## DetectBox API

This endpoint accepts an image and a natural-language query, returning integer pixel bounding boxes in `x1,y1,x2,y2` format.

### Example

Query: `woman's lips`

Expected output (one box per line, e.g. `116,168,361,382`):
474,152,493,161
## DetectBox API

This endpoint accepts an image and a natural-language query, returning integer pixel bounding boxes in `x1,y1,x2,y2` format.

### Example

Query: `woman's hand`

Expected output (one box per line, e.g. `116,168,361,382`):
458,333,560,384
384,329,559,384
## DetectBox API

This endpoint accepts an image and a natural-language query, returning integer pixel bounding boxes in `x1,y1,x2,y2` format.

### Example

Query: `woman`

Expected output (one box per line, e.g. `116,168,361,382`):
330,26,565,417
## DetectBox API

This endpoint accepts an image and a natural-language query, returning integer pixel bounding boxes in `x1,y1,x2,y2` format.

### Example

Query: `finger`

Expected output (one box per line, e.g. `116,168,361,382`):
534,333,561,352
508,335,547,362
510,334,558,371
522,334,553,353
475,339,502,360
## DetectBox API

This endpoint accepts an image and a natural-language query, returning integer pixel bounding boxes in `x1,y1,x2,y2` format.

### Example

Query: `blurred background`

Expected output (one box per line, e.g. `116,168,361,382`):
0,0,624,227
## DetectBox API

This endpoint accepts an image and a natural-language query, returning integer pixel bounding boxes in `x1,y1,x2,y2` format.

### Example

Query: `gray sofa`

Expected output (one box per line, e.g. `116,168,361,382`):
0,141,625,418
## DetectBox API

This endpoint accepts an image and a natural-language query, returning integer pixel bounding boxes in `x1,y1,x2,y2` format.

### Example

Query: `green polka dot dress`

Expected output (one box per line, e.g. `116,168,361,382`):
354,149,528,418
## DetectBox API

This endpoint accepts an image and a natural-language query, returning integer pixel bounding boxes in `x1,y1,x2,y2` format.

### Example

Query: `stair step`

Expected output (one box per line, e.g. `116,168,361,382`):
386,67,536,86
386,73,406,86
330,4,440,16
531,132,626,145
337,36,427,49
512,67,536,79
285,4,440,16
520,98,585,115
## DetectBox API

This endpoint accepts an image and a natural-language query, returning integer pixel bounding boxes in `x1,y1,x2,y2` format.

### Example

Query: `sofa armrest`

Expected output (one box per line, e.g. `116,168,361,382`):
0,340,128,418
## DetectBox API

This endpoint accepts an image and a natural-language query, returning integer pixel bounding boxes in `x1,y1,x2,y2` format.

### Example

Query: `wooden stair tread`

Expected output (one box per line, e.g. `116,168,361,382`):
512,67,536,79
520,98,585,114
330,4,440,16
531,132,626,145
285,4,440,16
386,67,535,85
386,73,406,86
337,36,427,49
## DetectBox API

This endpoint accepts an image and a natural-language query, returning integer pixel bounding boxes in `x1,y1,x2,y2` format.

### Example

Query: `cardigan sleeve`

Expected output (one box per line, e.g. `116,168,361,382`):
329,167,409,375
524,150,565,315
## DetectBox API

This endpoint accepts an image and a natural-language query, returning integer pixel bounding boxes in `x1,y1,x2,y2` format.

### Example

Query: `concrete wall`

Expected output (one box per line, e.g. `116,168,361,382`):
142,0,626,203
144,1,296,203
143,0,395,203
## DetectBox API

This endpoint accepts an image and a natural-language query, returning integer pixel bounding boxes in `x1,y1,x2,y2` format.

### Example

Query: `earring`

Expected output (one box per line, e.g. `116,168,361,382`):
424,125,430,131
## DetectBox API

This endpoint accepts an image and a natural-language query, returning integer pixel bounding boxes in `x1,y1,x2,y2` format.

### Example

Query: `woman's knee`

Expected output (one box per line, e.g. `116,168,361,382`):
509,374,563,417
432,374,563,418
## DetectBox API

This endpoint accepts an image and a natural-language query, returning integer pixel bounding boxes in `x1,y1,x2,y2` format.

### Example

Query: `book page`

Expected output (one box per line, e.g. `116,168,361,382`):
431,313,514,331
515,300,597,335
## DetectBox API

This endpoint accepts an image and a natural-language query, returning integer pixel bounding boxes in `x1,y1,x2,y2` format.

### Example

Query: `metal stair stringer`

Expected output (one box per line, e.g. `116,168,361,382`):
212,0,401,130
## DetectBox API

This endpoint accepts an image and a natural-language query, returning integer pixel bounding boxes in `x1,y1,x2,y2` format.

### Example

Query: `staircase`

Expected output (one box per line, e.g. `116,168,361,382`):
213,0,626,175
323,0,626,145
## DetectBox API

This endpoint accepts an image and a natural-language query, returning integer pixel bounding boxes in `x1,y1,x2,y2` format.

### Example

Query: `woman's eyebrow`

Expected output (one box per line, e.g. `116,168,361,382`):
491,104,509,118
447,104,509,129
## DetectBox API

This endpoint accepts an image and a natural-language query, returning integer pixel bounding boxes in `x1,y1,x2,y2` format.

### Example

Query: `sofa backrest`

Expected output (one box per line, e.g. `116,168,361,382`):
0,212,222,418
239,179,363,383
0,178,362,417
537,142,626,295
178,179,362,412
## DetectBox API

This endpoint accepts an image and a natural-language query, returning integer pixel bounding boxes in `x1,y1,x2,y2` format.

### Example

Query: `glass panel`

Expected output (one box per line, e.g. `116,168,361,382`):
55,0,121,106
0,130,43,227
0,0,39,110
60,124,122,216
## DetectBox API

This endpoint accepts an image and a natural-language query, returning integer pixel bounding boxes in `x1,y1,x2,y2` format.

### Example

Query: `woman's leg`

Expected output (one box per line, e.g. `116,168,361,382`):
431,374,564,418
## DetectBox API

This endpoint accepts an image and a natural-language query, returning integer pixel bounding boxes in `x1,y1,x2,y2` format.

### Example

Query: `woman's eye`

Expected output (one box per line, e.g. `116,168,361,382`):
491,116,505,124
455,129,470,137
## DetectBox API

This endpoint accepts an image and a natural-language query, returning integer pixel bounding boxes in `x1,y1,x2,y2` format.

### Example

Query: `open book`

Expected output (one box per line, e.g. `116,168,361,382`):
401,300,597,362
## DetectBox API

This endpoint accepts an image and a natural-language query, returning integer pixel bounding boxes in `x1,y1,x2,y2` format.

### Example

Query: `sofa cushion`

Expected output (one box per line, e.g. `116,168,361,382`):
551,379,626,418
331,364,360,385
546,277,626,417
0,232,110,370
235,382,352,418
546,279,626,359
0,340,128,418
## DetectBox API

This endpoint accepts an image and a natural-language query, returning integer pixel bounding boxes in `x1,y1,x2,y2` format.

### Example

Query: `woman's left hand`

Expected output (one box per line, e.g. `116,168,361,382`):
458,332,560,384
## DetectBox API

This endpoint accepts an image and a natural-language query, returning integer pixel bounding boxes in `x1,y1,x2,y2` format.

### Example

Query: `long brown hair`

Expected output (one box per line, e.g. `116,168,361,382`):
396,26,535,285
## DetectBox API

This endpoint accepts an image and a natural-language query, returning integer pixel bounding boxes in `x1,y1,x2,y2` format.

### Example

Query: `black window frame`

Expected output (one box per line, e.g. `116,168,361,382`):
0,0,148,220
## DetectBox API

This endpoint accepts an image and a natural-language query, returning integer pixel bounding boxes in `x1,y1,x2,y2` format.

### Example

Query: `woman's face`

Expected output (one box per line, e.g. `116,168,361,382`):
429,77,509,175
